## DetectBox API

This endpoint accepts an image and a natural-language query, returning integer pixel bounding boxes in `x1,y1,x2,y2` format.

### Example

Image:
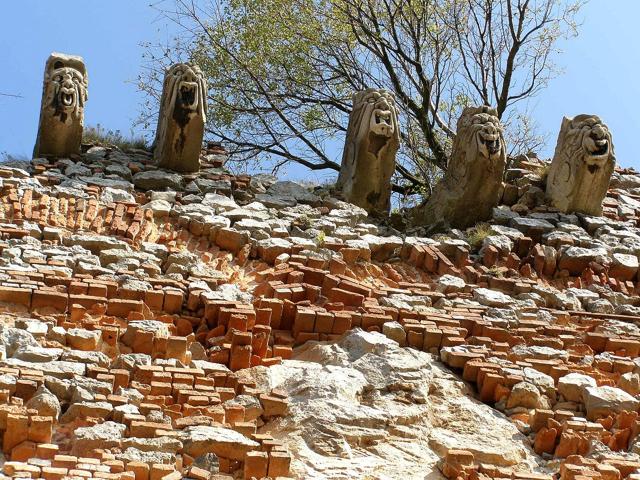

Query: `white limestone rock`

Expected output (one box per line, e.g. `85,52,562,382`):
382,321,407,347
133,170,183,191
558,373,597,403
473,288,513,308
72,421,126,456
583,385,640,420
179,426,259,460
506,381,542,409
26,385,61,419
236,330,539,479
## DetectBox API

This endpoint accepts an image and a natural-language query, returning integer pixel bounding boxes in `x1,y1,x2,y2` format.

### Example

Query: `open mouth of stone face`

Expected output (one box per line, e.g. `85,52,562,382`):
371,109,393,137
592,140,609,156
584,134,609,160
62,93,74,106
59,88,76,108
485,139,500,155
480,134,501,156
179,82,198,109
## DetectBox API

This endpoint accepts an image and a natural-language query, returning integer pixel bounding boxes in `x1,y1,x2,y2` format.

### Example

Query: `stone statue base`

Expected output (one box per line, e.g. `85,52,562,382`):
411,106,506,232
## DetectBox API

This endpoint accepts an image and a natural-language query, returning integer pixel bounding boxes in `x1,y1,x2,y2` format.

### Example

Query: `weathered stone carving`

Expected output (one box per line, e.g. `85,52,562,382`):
153,62,208,173
33,52,88,158
412,106,506,231
546,114,615,216
336,88,400,215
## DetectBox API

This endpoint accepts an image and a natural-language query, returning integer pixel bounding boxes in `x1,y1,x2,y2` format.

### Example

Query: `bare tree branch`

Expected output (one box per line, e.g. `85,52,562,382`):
137,0,585,199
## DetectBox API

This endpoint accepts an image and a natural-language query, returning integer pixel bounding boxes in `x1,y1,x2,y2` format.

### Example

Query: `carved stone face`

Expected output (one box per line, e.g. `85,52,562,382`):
175,67,200,111
409,105,507,231
355,89,398,140
154,61,208,173
368,97,395,138
472,114,503,161
165,63,207,117
336,87,400,215
48,66,87,116
546,114,615,216
569,115,612,167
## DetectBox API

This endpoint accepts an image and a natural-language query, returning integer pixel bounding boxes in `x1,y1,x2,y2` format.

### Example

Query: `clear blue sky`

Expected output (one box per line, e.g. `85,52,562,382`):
1,0,638,179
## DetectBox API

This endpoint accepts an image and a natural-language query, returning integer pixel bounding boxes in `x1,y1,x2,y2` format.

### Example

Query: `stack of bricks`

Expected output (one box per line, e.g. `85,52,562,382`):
3,150,640,479
433,308,640,477
440,448,640,480
0,349,293,479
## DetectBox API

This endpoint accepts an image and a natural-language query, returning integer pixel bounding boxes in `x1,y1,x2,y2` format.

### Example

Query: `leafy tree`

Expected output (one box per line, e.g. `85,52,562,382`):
139,0,584,197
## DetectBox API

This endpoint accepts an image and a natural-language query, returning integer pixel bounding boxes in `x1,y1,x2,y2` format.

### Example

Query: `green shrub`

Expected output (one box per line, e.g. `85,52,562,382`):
487,265,505,278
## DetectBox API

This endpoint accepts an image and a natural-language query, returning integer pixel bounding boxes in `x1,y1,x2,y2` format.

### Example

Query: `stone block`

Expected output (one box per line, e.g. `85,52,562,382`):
66,328,100,351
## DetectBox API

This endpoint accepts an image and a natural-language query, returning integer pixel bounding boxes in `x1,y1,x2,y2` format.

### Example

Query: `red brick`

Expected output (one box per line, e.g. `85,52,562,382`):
293,308,315,336
32,290,68,312
244,451,268,479
0,286,31,307
230,345,252,371
107,299,143,317
332,313,352,334
328,288,364,307
315,312,334,334
163,290,183,314
68,294,106,310
268,451,291,477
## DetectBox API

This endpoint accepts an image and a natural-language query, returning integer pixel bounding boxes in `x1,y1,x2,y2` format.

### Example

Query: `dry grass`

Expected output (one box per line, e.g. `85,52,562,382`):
83,124,149,151
466,222,495,251
536,162,551,181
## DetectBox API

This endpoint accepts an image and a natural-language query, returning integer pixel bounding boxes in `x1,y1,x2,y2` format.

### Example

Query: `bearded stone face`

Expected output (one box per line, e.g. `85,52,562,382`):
336,87,400,215
34,52,88,158
408,105,507,231
153,61,208,173
48,67,87,117
165,63,207,119
472,114,503,161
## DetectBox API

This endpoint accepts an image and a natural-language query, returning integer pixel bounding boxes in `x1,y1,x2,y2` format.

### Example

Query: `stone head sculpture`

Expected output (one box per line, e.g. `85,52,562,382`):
154,62,208,172
546,114,615,216
336,88,400,215
33,52,88,158
411,106,507,231
449,106,505,183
